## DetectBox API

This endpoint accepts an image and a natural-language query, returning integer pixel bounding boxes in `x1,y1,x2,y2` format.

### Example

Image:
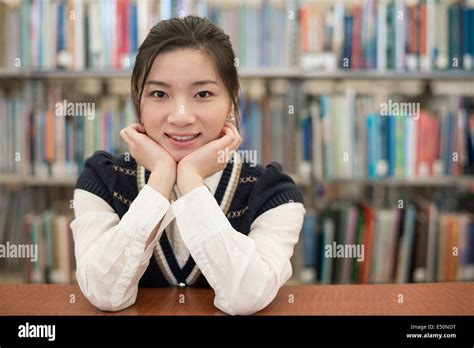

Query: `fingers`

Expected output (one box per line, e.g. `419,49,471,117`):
224,122,242,151
132,123,146,133
120,123,145,145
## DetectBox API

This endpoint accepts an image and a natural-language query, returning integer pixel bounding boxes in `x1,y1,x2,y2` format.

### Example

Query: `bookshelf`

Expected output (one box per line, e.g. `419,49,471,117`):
1,0,474,286
2,68,474,80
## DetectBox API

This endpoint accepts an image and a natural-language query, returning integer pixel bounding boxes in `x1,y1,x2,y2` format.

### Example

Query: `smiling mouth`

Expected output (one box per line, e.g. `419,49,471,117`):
165,133,201,142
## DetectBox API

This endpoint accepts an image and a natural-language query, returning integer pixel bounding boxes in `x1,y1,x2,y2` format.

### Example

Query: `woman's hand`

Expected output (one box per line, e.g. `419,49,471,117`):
177,122,242,195
120,123,177,200
120,123,176,173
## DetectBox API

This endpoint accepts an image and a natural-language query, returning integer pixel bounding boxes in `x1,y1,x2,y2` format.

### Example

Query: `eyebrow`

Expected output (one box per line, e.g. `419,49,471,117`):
145,80,218,87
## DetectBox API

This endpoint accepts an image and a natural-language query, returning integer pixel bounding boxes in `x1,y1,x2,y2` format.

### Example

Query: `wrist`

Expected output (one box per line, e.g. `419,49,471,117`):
148,170,176,200
177,166,204,195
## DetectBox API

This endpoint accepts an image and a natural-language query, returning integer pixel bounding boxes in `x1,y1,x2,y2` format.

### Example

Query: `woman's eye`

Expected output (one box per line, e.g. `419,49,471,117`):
195,91,213,98
151,90,168,98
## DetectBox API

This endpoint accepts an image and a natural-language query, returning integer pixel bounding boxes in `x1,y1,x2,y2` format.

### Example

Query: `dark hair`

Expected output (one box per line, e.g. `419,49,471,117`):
131,15,240,130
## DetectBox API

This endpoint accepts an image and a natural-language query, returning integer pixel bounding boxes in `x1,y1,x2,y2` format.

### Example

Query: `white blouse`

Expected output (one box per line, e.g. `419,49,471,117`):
70,169,306,315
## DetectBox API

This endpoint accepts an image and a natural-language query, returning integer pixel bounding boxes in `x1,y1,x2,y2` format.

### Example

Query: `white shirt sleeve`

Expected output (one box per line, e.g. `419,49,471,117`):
172,185,306,316
70,185,170,311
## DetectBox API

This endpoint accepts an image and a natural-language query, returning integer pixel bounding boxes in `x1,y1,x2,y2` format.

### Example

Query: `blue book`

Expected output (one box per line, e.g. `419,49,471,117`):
57,3,65,53
448,3,462,69
467,221,474,265
387,116,397,177
129,2,138,55
444,112,454,174
366,114,378,178
342,15,353,69
302,112,312,161
463,8,474,70
260,0,270,66
76,115,84,171
302,212,317,268
379,116,390,178
320,96,331,177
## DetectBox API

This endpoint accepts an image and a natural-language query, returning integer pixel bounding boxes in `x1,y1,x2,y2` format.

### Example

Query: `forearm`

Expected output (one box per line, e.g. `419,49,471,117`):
176,166,204,195
147,168,176,200
171,186,305,315
144,170,176,248
72,187,170,311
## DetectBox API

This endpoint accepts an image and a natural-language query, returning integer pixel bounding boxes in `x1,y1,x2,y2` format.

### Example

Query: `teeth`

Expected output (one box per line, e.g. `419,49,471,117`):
170,134,198,141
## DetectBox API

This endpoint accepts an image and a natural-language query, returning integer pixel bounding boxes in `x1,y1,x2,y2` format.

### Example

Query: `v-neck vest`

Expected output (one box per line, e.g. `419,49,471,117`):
75,151,304,288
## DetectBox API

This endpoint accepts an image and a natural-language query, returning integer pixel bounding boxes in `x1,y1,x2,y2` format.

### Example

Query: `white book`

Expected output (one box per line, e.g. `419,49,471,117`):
160,0,172,20
51,215,72,284
311,100,323,180
435,0,448,70
332,1,345,68
137,0,150,47
285,0,299,67
377,0,387,71
337,93,352,178
196,0,208,18
322,218,335,284
395,0,406,71
73,0,84,70
404,117,417,178
89,0,102,69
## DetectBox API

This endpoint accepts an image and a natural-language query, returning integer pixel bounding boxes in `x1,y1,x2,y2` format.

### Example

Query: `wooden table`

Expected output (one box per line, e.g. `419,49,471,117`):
0,282,472,315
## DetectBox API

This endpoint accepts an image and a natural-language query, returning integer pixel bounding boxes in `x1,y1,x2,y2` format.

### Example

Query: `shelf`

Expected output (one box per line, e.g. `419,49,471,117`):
314,176,474,186
1,68,474,80
0,175,77,187
303,70,474,80
1,173,473,187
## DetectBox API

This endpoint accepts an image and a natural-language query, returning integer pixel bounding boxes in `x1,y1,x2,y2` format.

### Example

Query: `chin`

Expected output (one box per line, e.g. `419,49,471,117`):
169,149,191,163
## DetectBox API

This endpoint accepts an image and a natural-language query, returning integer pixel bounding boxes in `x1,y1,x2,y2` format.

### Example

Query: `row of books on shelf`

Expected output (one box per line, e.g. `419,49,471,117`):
0,186,76,284
300,200,474,284
1,90,474,180
0,0,209,70
300,0,474,71
23,212,76,284
0,0,297,70
2,0,473,72
302,94,474,179
0,93,135,177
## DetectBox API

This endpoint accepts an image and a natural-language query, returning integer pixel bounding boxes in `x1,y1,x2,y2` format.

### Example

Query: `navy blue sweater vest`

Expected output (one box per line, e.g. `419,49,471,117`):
75,151,304,288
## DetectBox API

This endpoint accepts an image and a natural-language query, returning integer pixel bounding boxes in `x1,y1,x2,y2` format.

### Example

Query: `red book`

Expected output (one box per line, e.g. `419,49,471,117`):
359,204,374,284
416,111,430,176
44,110,55,164
351,6,361,69
117,0,130,68
408,6,417,55
419,3,427,56
299,5,310,52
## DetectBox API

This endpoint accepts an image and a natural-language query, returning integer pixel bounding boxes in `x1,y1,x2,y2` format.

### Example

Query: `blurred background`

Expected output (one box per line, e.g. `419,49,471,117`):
0,0,473,285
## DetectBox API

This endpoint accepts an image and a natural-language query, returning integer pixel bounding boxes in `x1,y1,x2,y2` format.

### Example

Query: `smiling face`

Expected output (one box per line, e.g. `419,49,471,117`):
140,48,233,162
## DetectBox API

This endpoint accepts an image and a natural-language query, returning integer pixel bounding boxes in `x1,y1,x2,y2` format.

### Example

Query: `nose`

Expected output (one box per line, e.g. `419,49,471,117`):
167,101,196,127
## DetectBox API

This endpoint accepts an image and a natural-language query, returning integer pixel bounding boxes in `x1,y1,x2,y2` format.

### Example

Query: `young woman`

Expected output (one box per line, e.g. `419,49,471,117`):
71,15,305,315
